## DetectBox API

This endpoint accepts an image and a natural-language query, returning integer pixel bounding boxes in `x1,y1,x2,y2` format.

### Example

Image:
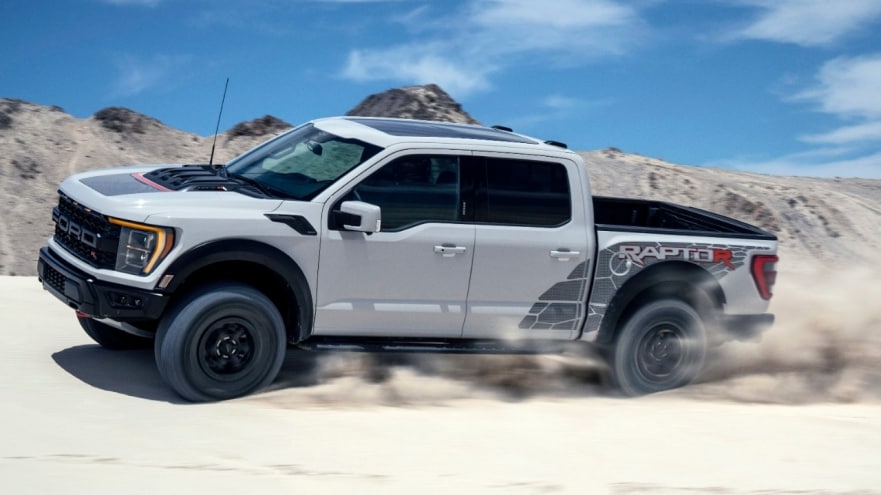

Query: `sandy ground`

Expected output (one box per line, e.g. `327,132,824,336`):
2,274,880,494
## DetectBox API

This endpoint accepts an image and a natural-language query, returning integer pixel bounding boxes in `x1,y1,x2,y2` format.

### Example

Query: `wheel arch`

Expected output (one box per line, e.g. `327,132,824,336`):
159,239,313,343
595,260,724,347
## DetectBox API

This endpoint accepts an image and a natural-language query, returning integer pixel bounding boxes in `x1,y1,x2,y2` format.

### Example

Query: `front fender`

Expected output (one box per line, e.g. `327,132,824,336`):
159,239,314,342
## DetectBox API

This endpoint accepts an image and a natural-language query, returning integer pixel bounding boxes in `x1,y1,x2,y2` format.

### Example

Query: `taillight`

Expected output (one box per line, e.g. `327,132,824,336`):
751,254,778,300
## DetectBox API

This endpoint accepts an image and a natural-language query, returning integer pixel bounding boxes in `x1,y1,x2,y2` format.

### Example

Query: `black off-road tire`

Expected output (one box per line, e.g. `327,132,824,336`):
78,316,152,350
611,299,707,396
154,283,286,402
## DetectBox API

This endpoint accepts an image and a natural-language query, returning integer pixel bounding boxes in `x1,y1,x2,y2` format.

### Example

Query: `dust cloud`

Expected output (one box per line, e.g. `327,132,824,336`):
259,349,612,408
252,266,880,408
693,266,881,403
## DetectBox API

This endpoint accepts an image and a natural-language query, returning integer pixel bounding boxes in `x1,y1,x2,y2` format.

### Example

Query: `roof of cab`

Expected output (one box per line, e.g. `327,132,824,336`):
311,116,568,151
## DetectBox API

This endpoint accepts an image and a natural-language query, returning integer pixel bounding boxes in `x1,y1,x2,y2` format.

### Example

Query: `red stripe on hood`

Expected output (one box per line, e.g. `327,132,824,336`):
132,172,172,192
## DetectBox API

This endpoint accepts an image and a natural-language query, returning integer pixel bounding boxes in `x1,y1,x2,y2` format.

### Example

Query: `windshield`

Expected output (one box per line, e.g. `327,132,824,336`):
224,123,383,200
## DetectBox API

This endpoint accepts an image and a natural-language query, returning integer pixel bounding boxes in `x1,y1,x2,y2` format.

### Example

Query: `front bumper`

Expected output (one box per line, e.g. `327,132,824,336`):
720,313,774,342
37,246,168,321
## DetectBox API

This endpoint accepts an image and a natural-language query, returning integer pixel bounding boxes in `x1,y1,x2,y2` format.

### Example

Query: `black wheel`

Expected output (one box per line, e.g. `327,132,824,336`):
78,316,152,350
154,283,286,402
611,299,707,396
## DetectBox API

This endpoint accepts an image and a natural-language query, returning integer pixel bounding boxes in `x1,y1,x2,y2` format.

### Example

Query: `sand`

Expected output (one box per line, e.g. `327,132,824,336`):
1,268,879,494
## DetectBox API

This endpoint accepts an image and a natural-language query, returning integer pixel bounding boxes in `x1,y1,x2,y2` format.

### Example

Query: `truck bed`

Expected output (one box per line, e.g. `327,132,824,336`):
593,196,776,239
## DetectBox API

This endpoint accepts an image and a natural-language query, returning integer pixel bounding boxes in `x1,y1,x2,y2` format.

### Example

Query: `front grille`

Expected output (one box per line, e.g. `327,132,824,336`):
53,192,121,269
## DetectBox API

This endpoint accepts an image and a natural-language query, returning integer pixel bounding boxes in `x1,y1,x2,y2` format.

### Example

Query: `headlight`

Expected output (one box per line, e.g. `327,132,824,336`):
109,218,175,275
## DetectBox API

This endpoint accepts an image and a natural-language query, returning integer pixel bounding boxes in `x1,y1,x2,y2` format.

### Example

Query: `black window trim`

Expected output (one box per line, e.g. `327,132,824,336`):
327,153,573,232
472,155,573,228
329,153,472,233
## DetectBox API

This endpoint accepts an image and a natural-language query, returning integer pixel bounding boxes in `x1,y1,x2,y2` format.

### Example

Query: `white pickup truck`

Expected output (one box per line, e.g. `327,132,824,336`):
38,117,778,401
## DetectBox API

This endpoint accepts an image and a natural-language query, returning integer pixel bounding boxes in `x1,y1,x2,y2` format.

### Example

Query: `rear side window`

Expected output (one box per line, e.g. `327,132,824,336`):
478,158,571,227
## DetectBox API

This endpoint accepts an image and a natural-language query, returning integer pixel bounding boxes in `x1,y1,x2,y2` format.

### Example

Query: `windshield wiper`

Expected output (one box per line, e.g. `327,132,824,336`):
230,173,293,199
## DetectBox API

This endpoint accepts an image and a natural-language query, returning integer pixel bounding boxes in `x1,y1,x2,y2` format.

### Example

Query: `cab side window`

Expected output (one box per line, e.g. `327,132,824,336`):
348,155,461,231
478,158,571,227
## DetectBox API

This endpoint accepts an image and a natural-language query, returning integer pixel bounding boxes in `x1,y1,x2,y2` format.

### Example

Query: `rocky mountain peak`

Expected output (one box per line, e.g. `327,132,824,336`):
227,115,292,139
92,106,163,135
346,84,480,125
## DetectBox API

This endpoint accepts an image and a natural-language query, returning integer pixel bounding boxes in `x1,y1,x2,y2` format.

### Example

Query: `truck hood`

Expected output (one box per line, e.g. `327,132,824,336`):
58,164,286,222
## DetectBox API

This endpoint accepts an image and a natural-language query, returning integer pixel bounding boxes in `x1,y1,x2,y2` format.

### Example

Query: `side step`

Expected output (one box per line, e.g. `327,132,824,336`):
297,336,569,355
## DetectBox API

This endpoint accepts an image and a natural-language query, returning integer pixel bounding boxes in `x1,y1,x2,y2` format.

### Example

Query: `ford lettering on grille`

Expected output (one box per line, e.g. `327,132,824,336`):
56,212,98,248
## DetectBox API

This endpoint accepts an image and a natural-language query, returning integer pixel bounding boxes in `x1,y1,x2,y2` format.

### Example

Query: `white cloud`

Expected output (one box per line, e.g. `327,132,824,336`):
801,121,881,145
542,94,613,111
543,95,588,111
340,0,643,96
470,0,636,31
717,52,881,179
110,54,191,97
465,0,641,62
310,0,408,2
784,53,881,177
730,0,881,46
793,54,881,119
342,46,493,96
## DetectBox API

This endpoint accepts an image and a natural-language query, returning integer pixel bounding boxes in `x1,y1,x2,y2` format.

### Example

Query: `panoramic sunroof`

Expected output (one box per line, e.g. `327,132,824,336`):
346,117,538,144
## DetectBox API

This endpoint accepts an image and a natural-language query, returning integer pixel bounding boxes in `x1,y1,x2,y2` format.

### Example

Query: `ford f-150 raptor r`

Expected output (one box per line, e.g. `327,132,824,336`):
37,117,778,401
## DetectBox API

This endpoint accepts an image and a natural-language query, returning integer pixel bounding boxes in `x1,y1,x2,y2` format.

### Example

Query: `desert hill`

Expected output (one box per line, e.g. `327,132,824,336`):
580,148,881,266
0,98,280,276
346,84,479,124
1,86,879,276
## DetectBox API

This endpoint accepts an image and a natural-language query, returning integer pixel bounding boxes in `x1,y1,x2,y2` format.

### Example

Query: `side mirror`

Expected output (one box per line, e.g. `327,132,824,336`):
336,201,382,233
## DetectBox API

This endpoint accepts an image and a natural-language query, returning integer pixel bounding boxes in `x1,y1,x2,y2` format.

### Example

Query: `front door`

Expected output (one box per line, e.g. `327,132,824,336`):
313,153,474,337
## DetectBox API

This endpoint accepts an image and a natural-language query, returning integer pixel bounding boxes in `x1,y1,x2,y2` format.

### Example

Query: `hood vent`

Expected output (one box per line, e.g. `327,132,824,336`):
143,165,234,191
139,165,267,198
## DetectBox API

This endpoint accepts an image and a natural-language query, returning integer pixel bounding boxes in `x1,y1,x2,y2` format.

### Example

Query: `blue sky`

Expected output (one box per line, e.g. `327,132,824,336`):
3,0,881,178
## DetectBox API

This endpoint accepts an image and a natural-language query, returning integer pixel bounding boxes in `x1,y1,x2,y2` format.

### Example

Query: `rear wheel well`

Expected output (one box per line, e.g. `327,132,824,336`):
596,261,723,347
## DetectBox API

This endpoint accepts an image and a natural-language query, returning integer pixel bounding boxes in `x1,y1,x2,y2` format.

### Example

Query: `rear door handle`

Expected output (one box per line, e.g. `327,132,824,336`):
550,249,580,261
434,244,467,257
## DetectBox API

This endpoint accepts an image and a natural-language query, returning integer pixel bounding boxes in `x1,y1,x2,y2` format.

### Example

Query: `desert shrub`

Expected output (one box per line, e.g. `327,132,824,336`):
11,157,41,180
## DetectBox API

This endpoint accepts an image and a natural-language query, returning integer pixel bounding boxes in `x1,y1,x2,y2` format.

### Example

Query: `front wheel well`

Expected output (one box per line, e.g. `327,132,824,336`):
170,261,300,342
159,240,313,344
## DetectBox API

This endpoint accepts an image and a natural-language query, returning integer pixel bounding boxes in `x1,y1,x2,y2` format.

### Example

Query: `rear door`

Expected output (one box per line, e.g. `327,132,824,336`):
313,152,474,337
463,155,592,340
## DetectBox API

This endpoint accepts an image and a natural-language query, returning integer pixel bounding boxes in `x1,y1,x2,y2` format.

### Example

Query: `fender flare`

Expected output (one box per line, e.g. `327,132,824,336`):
159,239,313,342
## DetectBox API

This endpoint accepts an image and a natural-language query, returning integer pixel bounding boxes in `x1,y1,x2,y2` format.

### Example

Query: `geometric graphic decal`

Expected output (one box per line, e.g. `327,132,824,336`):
518,260,589,330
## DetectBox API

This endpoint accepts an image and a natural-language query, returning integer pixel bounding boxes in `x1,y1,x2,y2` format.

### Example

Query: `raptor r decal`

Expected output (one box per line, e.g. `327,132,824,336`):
582,241,770,336
617,244,734,269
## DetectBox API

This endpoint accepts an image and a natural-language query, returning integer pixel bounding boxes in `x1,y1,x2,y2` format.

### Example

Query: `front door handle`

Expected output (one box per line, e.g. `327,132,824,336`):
434,244,467,257
550,249,580,261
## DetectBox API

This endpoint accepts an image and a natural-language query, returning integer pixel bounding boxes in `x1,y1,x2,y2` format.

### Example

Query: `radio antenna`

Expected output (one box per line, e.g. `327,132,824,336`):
209,77,229,167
